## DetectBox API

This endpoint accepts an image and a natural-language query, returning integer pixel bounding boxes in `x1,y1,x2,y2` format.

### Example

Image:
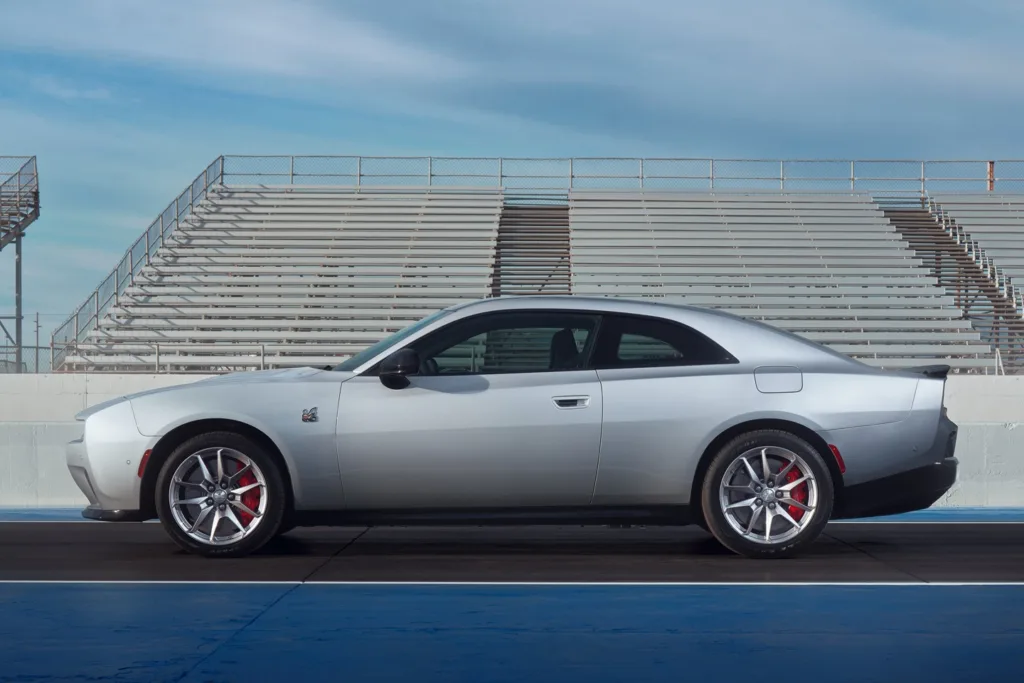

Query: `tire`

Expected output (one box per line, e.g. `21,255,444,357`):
155,431,287,558
700,429,833,559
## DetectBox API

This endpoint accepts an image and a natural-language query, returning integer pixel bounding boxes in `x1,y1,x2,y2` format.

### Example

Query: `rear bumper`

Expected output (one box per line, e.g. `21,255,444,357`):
834,410,959,519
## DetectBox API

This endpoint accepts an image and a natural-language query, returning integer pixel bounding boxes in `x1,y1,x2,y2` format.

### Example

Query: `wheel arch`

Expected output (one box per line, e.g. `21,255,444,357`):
139,418,295,520
688,417,845,527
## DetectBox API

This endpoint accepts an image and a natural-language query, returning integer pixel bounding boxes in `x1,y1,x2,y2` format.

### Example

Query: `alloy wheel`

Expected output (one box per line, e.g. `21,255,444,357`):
167,447,268,546
717,445,818,545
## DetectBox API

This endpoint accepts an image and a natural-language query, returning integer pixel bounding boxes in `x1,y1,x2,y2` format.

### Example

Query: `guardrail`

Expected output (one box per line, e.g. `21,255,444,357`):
49,155,1024,368
50,157,224,369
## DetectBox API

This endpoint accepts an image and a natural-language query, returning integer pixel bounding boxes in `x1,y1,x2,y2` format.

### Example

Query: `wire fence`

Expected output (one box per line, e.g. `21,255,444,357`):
46,155,1024,371
0,345,50,374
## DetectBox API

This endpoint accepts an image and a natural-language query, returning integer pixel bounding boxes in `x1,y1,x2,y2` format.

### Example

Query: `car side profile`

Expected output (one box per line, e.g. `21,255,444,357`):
66,295,958,559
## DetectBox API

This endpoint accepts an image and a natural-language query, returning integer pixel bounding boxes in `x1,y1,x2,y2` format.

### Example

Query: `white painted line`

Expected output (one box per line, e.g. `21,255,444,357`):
0,580,1023,587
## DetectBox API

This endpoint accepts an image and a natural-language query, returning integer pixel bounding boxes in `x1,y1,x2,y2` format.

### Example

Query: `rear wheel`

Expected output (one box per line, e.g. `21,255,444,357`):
155,431,286,558
700,429,833,558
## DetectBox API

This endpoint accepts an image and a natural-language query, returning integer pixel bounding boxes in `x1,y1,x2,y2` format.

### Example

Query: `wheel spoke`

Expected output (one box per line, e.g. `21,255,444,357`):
216,449,225,483
780,496,814,512
230,499,261,519
778,475,809,492
208,509,222,542
776,457,796,480
173,496,209,508
193,454,214,485
172,478,208,490
188,505,212,533
232,482,262,496
740,457,761,485
223,506,245,532
761,448,772,483
726,497,757,510
775,505,802,529
744,504,764,535
229,463,252,485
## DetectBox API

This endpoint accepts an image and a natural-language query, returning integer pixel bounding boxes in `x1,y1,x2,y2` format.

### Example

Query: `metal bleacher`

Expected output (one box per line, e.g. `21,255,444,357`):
61,186,503,370
53,155,1024,375
569,190,995,370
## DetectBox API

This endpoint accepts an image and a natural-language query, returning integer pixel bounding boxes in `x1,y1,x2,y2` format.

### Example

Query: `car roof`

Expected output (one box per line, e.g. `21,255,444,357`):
448,295,866,370
458,294,713,316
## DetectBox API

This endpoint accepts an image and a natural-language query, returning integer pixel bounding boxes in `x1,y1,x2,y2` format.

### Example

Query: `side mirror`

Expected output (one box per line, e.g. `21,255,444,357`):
379,348,420,389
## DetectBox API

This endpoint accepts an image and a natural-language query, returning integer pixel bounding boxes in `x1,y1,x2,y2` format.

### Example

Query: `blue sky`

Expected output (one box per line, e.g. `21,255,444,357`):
1,0,1023,344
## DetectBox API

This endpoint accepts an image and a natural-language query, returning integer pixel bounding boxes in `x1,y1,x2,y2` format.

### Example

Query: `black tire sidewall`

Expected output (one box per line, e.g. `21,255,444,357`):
701,428,834,559
154,430,286,558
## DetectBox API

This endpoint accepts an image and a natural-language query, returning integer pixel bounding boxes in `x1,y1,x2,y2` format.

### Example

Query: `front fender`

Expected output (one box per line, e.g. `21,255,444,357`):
129,381,344,510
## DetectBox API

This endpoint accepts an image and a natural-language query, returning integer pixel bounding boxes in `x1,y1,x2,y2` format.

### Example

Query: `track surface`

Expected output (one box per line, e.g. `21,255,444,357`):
3,522,1022,681
3,520,1024,582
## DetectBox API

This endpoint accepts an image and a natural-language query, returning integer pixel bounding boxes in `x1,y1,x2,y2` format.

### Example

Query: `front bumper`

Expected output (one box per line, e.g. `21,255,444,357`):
66,399,154,518
834,410,959,519
82,506,147,522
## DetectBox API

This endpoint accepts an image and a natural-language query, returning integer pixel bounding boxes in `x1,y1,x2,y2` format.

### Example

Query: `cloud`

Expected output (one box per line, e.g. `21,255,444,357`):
28,76,111,102
4,0,1023,156
2,0,469,86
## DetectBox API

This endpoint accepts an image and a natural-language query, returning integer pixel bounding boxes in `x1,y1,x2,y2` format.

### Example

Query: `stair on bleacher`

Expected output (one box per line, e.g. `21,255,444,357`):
888,202,1024,370
491,204,571,297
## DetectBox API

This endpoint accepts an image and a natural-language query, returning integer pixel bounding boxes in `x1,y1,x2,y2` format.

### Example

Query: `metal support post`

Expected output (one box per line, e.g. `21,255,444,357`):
14,232,22,373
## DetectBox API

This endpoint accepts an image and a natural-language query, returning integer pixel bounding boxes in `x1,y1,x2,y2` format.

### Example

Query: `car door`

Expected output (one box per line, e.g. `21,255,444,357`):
335,309,604,510
588,312,746,507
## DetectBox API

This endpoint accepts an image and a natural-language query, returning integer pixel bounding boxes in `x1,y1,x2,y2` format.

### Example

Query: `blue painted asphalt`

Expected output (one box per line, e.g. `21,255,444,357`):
3,506,1024,522
0,584,1020,682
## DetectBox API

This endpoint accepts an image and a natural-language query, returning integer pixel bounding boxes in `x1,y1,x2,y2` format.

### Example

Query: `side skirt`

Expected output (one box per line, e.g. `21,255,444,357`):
291,505,697,528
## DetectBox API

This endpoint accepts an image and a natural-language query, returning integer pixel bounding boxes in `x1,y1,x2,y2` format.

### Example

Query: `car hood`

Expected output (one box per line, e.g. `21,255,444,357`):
194,366,329,384
75,367,355,421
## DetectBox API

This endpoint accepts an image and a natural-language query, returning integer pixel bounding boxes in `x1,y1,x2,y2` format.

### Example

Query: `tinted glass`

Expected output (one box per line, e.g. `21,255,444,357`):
593,314,736,368
411,311,597,375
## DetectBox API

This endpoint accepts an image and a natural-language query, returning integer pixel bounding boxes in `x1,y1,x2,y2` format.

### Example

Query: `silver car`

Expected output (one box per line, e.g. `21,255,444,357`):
66,295,958,559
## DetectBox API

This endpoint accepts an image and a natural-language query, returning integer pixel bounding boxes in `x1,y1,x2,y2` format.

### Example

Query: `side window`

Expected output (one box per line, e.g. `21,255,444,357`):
410,311,598,375
593,314,737,369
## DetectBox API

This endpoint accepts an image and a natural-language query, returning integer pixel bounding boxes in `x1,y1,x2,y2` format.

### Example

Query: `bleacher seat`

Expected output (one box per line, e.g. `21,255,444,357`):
569,190,994,370
63,186,503,370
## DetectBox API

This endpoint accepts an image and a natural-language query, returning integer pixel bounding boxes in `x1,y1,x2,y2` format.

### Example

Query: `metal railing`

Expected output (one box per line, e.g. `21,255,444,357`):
50,157,224,369
221,156,1024,194
49,155,1024,368
0,156,39,249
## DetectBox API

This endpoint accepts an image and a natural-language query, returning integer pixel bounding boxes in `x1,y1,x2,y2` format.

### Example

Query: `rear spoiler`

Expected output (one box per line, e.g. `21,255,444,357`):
903,364,951,379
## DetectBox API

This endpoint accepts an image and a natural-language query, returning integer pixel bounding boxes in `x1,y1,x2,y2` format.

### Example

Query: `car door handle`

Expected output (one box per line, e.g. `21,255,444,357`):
553,395,590,409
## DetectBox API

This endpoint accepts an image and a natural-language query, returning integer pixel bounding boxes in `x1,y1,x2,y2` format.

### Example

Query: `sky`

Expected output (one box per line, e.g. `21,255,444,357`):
1,0,1023,345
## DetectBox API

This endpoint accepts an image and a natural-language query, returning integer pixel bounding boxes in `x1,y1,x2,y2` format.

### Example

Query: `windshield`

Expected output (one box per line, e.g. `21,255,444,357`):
331,307,455,372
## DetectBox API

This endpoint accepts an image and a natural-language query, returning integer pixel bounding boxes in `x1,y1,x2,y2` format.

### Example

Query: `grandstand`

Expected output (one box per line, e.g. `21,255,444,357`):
51,156,1024,374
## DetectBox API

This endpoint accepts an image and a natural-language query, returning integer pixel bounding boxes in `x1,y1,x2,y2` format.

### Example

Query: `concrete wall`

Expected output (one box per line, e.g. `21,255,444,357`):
0,374,1021,509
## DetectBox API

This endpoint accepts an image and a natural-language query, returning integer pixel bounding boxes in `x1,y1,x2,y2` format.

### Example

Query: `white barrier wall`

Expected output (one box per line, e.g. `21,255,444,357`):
0,374,1021,509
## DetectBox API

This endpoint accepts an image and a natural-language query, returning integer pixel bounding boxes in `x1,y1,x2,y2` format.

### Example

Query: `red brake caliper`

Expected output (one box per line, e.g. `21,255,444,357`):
235,465,260,527
785,467,808,521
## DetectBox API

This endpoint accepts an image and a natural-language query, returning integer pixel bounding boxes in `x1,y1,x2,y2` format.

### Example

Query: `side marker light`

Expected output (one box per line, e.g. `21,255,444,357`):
827,444,846,474
138,449,152,478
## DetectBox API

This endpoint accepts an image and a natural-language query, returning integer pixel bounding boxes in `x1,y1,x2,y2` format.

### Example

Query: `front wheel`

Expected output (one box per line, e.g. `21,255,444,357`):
155,431,287,558
700,429,833,559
